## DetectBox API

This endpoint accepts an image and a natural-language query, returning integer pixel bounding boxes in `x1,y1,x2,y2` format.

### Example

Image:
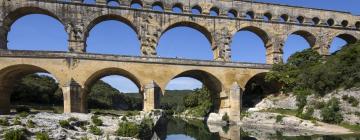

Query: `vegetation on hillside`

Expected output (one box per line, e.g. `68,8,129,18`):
266,42,360,124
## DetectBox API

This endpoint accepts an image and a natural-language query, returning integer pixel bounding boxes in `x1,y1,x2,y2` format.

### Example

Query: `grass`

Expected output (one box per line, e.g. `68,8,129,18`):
340,123,360,132
262,108,298,116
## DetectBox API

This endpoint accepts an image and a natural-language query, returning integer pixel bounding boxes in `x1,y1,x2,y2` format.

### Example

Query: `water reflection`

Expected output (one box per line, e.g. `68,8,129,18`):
154,117,360,140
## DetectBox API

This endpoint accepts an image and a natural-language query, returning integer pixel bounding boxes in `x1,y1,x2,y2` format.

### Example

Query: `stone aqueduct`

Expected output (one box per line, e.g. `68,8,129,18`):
0,0,359,122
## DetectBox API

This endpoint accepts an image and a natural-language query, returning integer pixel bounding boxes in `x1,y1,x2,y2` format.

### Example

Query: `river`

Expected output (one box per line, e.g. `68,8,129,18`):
154,117,360,140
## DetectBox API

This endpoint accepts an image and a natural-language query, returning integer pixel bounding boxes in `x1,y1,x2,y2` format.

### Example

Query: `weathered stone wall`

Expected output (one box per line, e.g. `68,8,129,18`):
0,0,359,64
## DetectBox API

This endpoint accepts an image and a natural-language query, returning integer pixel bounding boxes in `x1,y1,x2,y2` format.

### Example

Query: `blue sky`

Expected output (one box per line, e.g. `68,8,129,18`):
8,0,358,92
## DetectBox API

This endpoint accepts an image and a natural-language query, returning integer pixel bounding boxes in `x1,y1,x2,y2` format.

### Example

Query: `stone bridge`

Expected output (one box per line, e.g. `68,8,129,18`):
0,0,360,122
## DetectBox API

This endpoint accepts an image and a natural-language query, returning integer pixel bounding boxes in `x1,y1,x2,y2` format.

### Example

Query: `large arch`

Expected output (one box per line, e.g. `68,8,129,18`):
163,70,223,112
84,14,139,51
329,33,358,53
0,64,61,114
285,30,317,48
2,7,66,50
283,30,316,61
242,73,281,108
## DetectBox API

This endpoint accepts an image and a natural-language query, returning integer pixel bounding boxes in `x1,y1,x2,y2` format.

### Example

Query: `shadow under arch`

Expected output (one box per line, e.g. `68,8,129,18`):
83,67,142,93
164,70,223,113
2,7,67,50
333,33,358,45
161,21,213,47
242,72,281,109
0,64,61,114
286,30,317,48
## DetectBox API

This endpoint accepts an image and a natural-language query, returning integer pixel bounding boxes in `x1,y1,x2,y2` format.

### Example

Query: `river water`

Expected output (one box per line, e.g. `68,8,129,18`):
154,117,360,140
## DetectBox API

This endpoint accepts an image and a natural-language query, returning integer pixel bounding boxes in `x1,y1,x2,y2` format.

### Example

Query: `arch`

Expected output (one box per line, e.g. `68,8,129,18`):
286,30,317,47
356,21,360,29
227,9,238,18
312,17,320,25
152,1,164,11
164,70,223,112
263,12,272,21
84,68,141,93
130,0,143,9
327,18,335,26
236,26,270,45
333,33,358,44
280,14,289,22
107,0,120,6
191,5,202,14
84,14,138,44
161,21,213,46
242,72,281,108
329,33,358,53
245,11,255,19
296,16,305,24
341,20,349,27
210,7,220,16
172,3,183,13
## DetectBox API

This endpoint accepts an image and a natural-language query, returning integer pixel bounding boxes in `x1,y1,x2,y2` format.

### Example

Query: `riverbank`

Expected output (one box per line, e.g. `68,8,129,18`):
0,110,164,139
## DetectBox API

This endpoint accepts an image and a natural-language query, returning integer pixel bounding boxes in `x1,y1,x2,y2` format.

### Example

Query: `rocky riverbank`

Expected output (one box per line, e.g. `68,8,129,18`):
0,110,165,139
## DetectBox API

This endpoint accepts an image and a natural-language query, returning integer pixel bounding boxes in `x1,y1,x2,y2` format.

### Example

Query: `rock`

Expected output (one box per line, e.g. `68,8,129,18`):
206,113,227,126
248,94,297,112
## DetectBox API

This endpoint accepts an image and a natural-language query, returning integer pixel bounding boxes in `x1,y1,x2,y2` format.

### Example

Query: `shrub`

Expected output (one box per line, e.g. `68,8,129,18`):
4,129,26,140
16,106,30,113
342,95,349,101
116,121,139,138
89,125,103,135
13,117,21,125
18,112,29,118
348,96,359,107
222,113,230,123
121,116,127,122
321,98,343,124
59,120,71,129
299,107,314,120
68,117,78,122
139,118,153,139
125,111,140,117
276,115,285,123
80,137,89,140
26,120,35,128
0,118,10,126
314,101,326,109
35,132,50,140
91,115,103,126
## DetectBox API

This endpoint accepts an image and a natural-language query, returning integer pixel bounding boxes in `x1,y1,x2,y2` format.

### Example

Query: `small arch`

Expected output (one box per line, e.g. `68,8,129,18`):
246,11,255,19
130,0,143,9
162,21,213,46
263,12,272,21
242,73,281,108
227,9,237,18
341,20,349,27
312,17,320,25
107,0,120,7
296,16,305,24
210,7,220,16
84,68,141,92
152,1,164,11
280,14,289,22
191,5,202,15
327,18,335,26
83,0,96,4
356,21,360,29
172,3,183,13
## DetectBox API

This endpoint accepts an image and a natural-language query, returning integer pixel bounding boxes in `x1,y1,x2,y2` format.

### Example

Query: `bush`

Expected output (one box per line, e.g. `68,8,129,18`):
35,132,50,140
276,115,285,123
0,118,10,126
59,120,71,129
116,121,139,137
4,129,26,140
348,96,359,107
26,120,35,128
314,101,326,109
18,112,29,118
125,111,140,117
222,113,230,123
89,125,103,135
15,106,30,113
13,117,21,125
321,98,343,124
299,107,314,120
91,115,103,126
68,117,78,122
342,95,349,101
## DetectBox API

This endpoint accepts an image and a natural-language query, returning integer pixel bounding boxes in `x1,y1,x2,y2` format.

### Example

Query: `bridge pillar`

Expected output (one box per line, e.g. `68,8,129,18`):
0,84,11,114
0,26,8,50
314,34,332,56
229,82,242,123
266,36,284,64
143,81,161,112
62,79,87,113
213,27,231,61
66,22,86,53
139,15,161,57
